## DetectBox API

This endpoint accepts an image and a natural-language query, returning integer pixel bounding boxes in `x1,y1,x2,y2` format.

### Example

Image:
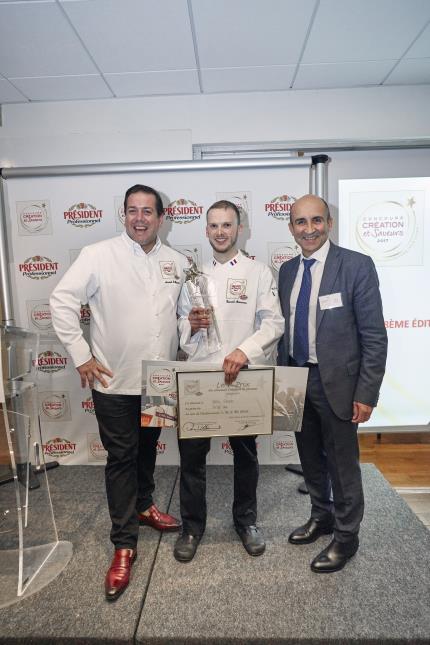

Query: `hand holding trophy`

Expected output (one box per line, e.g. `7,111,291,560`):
184,260,222,354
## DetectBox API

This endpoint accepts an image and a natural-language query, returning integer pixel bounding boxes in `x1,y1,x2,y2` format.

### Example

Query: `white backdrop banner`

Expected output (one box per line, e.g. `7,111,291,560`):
339,177,430,429
4,166,310,464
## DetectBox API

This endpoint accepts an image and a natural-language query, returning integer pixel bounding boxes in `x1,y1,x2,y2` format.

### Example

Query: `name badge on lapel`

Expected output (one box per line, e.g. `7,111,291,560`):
319,292,343,310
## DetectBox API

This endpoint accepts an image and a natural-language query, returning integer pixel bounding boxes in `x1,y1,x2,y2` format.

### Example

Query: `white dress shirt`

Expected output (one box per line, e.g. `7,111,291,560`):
289,238,331,364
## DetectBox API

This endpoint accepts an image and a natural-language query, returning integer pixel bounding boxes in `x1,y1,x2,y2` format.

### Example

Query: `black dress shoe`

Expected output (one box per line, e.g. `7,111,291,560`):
311,536,359,573
174,533,201,562
288,517,334,545
235,525,266,556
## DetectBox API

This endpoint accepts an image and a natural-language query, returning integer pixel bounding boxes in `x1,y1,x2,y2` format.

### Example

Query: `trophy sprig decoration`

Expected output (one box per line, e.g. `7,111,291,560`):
183,259,201,285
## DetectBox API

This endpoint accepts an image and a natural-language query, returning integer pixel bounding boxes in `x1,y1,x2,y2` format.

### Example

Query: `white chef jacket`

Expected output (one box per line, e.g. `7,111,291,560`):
178,251,284,364
50,233,189,394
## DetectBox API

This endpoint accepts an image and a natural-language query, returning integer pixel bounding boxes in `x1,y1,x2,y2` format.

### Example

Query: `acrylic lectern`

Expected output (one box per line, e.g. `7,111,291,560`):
0,326,72,608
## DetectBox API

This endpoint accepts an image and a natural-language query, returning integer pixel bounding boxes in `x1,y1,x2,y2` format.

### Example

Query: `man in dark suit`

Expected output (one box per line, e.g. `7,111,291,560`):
278,194,387,573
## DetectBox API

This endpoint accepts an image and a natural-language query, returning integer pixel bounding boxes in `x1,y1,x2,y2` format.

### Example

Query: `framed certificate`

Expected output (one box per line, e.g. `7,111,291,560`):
176,367,275,439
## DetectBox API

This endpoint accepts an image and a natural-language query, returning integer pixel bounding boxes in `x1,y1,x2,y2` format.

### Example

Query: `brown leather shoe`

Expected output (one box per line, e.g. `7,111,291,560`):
138,504,181,532
105,548,137,601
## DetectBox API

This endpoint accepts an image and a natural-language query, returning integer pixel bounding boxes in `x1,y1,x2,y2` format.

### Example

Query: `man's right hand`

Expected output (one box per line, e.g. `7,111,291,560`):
188,307,211,335
77,357,113,389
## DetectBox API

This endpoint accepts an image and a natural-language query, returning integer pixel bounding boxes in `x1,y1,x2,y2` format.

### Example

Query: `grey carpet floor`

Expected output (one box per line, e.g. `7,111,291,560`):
0,465,429,644
137,465,430,645
0,465,178,645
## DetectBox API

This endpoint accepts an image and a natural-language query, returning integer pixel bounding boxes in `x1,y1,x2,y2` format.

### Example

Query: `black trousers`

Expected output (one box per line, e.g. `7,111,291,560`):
178,435,259,536
92,390,161,549
295,365,364,542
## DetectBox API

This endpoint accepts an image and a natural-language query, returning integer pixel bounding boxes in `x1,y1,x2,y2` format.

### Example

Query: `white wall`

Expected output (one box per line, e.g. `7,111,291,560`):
1,84,429,167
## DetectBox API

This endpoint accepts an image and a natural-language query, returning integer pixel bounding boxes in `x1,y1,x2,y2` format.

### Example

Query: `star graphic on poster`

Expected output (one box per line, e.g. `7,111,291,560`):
407,197,415,207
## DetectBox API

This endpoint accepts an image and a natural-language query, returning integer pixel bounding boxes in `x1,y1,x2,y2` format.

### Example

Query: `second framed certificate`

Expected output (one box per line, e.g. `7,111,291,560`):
176,367,274,439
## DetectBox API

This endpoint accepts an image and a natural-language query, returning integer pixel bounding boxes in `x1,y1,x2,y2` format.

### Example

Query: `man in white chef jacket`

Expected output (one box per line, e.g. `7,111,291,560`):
174,199,284,562
50,184,188,600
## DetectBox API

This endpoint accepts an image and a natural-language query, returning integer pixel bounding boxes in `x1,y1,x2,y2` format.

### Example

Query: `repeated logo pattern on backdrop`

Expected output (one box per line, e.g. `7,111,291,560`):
17,200,52,235
7,167,310,464
35,349,68,373
64,202,103,228
26,300,53,331
19,256,59,280
265,194,295,221
39,391,72,422
164,198,204,224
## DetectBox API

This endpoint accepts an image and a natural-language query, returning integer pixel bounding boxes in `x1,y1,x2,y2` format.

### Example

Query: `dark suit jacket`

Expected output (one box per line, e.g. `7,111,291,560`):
278,242,388,420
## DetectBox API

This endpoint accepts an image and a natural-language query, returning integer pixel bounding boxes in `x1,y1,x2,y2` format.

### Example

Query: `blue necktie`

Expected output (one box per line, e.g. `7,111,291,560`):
293,258,316,366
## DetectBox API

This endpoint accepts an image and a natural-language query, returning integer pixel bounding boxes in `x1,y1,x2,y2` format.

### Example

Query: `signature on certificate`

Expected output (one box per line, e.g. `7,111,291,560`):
183,421,221,432
233,420,260,432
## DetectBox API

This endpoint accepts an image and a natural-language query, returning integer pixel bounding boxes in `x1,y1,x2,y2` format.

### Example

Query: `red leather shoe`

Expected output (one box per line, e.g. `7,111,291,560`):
105,548,137,601
138,504,181,532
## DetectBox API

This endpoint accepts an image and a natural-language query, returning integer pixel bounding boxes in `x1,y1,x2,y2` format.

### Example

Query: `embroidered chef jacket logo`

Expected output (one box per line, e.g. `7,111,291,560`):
159,261,180,283
226,278,248,303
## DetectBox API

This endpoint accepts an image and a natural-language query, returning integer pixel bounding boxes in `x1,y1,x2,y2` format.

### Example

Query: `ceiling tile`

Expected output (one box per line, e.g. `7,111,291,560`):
302,0,430,63
294,60,395,90
0,78,28,103
105,70,200,97
385,58,430,85
191,0,316,68
0,0,428,105
0,1,97,77
405,22,430,58
201,66,295,93
10,75,113,101
61,0,196,73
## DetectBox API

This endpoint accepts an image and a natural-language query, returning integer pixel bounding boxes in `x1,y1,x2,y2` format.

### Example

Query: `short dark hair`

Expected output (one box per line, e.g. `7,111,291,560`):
124,184,164,216
206,199,241,225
